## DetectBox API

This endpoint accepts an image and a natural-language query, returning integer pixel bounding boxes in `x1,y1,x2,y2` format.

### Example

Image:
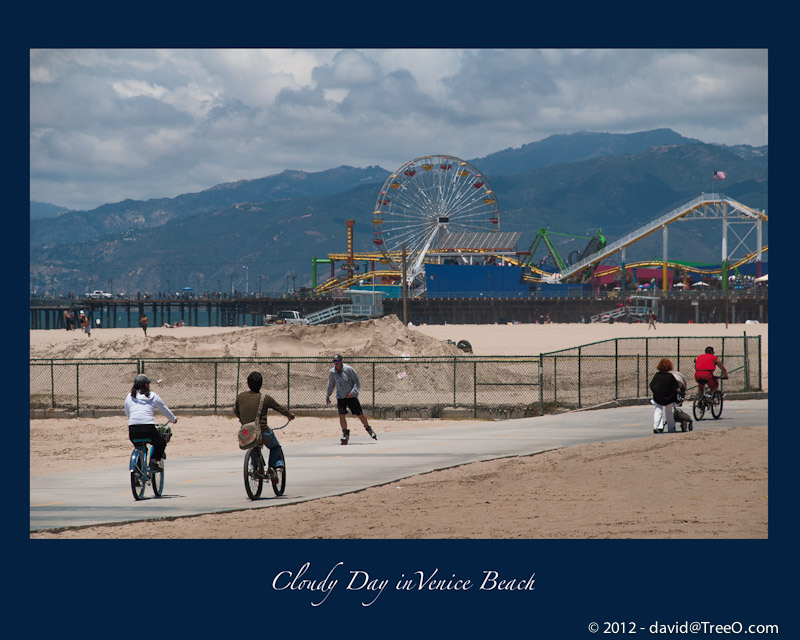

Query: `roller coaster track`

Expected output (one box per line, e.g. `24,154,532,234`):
315,269,403,294
548,194,767,283
520,245,769,283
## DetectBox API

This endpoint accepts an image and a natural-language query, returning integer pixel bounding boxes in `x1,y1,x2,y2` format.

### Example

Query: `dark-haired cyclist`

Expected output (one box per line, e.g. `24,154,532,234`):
694,346,728,396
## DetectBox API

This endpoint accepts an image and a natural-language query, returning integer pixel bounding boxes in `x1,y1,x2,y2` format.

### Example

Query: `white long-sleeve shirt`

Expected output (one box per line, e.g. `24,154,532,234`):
124,391,176,425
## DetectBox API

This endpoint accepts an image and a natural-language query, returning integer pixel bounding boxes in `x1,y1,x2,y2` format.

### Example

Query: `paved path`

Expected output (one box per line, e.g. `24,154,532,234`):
30,399,767,532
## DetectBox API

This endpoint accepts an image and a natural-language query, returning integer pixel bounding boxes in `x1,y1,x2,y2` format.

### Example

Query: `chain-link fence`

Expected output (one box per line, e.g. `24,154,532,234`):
539,334,762,410
29,356,542,417
30,335,761,417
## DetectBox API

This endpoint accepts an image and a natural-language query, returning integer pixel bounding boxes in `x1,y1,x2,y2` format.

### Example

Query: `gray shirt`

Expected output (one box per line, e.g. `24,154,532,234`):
326,363,360,399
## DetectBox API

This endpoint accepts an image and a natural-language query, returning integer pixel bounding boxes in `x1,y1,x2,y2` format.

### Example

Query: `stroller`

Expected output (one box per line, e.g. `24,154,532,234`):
672,390,693,432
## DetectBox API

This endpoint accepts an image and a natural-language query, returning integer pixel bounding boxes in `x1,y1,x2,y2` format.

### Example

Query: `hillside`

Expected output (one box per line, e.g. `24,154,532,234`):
29,130,768,295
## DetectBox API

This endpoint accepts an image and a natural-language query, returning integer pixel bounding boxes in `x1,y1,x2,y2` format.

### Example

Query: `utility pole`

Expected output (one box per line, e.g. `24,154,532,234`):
402,243,408,325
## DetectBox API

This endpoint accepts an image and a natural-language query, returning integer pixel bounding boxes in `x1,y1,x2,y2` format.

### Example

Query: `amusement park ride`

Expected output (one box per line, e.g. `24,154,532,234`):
312,154,768,297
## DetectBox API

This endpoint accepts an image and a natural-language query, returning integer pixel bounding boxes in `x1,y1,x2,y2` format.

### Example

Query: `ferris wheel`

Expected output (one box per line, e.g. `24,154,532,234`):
372,155,501,279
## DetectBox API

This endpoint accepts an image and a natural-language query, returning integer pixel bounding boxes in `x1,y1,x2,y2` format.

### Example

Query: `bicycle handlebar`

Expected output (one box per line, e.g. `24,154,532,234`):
270,419,292,431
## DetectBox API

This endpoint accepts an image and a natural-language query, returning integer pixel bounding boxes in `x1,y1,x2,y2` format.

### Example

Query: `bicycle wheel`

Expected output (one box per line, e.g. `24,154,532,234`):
244,448,263,500
692,396,706,420
130,448,147,501
152,457,165,497
711,390,724,419
271,455,287,497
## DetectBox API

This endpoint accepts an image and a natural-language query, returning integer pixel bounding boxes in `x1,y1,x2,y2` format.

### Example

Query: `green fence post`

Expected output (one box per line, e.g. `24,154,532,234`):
50,359,55,408
473,360,477,418
614,339,619,400
453,356,457,408
758,335,762,389
372,361,376,412
287,361,291,409
538,354,544,416
677,337,681,374
236,358,241,397
743,332,750,390
214,362,218,414
554,355,558,406
577,347,582,408
76,363,80,417
637,354,641,398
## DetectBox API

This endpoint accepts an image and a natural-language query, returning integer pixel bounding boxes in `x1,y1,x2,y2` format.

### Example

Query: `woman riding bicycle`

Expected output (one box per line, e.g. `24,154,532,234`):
124,374,177,473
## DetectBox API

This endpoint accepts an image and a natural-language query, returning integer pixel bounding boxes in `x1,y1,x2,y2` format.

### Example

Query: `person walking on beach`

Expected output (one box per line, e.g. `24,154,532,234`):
648,310,657,330
79,312,91,336
325,354,377,445
139,313,149,337
649,358,679,433
125,374,177,472
234,371,294,471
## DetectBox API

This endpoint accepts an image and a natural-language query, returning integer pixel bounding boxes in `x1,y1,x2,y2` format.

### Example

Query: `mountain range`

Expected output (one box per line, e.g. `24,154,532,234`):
29,129,768,296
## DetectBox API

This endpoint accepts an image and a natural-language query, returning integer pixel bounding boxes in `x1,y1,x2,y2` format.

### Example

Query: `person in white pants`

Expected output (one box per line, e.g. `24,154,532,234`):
649,358,680,433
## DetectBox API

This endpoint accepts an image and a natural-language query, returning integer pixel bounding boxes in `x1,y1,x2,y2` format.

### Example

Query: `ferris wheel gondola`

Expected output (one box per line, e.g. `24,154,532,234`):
372,155,501,281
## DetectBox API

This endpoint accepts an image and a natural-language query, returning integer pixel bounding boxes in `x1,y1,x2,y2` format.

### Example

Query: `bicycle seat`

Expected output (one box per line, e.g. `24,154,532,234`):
132,438,153,444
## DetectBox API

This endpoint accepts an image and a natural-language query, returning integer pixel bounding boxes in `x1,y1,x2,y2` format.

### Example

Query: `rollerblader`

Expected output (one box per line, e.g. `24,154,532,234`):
325,354,377,445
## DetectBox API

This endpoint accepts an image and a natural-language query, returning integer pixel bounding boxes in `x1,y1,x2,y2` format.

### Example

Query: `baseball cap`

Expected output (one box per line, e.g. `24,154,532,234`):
134,374,152,388
332,354,343,362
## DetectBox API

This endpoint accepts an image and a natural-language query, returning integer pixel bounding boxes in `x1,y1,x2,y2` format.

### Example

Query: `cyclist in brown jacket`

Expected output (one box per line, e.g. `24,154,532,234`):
234,371,294,470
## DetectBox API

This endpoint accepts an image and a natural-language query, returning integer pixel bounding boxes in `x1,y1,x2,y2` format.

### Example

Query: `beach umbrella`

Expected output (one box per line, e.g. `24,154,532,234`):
692,281,710,287
673,282,686,288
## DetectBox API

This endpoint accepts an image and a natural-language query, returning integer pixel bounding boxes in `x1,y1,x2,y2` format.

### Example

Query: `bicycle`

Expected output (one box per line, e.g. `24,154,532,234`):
692,375,726,421
129,422,172,500
243,419,290,500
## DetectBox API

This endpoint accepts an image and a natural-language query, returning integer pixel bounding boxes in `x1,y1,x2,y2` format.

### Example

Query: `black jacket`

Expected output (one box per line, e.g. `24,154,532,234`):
649,371,679,405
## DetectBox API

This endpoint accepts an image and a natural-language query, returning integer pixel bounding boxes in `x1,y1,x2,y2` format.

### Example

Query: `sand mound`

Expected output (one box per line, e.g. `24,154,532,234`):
30,315,463,360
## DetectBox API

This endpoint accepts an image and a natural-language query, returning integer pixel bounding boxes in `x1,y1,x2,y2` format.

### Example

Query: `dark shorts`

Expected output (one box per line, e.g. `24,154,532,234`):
337,397,363,416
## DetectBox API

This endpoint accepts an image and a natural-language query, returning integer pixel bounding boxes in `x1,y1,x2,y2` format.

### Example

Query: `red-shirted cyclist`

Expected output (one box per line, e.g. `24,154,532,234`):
694,346,728,396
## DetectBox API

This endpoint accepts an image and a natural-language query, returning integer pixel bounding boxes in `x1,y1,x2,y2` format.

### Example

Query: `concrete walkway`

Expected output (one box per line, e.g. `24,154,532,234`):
30,399,767,532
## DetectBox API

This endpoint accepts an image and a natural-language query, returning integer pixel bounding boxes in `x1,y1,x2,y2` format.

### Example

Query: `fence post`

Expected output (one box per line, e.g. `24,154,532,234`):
554,355,558,406
578,347,582,408
743,331,750,390
287,361,291,409
235,358,241,397
50,360,55,408
614,339,619,400
538,354,544,416
76,363,80,417
372,361,376,411
637,354,640,398
214,362,218,414
473,360,477,418
453,356,457,408
758,335,762,389
677,337,681,374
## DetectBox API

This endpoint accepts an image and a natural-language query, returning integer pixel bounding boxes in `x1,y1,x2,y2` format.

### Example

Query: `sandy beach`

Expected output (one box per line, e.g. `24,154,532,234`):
29,318,768,539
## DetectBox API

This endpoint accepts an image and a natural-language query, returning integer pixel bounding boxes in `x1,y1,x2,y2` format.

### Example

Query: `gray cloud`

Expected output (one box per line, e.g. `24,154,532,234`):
30,48,767,211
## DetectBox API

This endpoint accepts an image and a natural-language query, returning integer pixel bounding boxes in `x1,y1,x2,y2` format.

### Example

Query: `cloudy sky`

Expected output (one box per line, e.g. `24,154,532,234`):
30,48,767,211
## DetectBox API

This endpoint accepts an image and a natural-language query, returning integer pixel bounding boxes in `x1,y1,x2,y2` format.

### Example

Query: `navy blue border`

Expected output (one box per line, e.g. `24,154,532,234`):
15,5,787,636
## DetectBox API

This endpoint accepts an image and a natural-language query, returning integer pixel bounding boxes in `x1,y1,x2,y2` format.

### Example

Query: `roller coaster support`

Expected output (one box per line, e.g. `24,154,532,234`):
312,258,334,289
